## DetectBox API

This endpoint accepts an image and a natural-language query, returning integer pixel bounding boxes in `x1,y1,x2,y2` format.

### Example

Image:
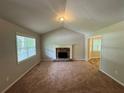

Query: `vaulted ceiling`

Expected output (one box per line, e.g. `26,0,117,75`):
0,0,124,34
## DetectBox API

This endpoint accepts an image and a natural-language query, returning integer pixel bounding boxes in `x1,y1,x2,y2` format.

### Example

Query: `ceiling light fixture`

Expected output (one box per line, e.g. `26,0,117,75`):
59,17,64,22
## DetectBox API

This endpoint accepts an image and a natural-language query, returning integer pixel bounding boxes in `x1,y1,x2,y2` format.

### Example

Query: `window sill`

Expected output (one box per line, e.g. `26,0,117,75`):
17,55,37,64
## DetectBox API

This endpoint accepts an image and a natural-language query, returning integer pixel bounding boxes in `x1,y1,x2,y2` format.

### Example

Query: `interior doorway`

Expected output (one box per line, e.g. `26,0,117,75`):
88,35,102,68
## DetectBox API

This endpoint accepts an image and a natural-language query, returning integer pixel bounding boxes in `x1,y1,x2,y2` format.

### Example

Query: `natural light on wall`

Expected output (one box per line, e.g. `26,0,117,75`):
16,35,36,62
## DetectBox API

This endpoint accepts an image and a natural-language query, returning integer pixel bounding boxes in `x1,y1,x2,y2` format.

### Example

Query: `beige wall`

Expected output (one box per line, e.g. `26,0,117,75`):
0,19,41,92
94,21,124,85
41,28,85,61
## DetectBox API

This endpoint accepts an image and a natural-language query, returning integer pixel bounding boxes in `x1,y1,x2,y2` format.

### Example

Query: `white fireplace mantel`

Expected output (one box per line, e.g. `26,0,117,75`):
55,44,73,59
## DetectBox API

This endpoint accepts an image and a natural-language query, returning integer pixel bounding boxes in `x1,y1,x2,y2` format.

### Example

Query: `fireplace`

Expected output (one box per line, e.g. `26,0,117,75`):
58,52,68,58
56,48,70,59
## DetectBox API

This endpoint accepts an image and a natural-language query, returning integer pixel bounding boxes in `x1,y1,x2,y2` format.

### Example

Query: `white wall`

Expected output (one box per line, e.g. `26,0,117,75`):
94,21,124,85
0,19,41,92
41,28,85,61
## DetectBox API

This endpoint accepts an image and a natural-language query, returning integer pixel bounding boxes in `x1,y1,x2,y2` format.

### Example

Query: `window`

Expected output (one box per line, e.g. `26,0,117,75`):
16,35,36,62
93,39,101,51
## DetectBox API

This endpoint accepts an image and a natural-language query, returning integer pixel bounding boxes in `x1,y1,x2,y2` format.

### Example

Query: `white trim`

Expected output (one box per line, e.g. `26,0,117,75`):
1,62,40,93
100,69,124,87
85,35,88,61
99,36,103,72
41,59,86,62
73,59,86,61
41,59,53,62
16,32,36,38
16,34,37,64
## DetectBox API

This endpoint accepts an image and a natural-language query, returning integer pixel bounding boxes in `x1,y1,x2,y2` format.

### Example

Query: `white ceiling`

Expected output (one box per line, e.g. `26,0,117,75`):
64,0,124,34
0,0,124,34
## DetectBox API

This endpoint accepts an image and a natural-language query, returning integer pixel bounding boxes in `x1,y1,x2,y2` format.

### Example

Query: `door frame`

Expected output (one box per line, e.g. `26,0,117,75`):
87,35,102,70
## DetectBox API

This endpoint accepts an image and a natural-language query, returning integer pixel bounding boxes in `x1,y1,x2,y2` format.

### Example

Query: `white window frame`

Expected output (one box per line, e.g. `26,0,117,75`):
16,33,37,63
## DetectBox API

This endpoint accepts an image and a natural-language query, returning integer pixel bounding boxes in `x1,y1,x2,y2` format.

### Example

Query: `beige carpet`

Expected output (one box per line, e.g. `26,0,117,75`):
6,61,124,93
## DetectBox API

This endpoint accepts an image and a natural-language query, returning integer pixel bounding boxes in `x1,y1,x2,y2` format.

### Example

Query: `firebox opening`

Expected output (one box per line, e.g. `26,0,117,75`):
58,52,68,58
56,48,70,59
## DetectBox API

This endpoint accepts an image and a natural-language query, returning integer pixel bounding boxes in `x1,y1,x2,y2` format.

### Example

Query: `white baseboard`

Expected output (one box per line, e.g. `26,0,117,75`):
41,59,53,62
73,59,86,61
100,69,124,87
1,62,40,93
41,59,86,62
